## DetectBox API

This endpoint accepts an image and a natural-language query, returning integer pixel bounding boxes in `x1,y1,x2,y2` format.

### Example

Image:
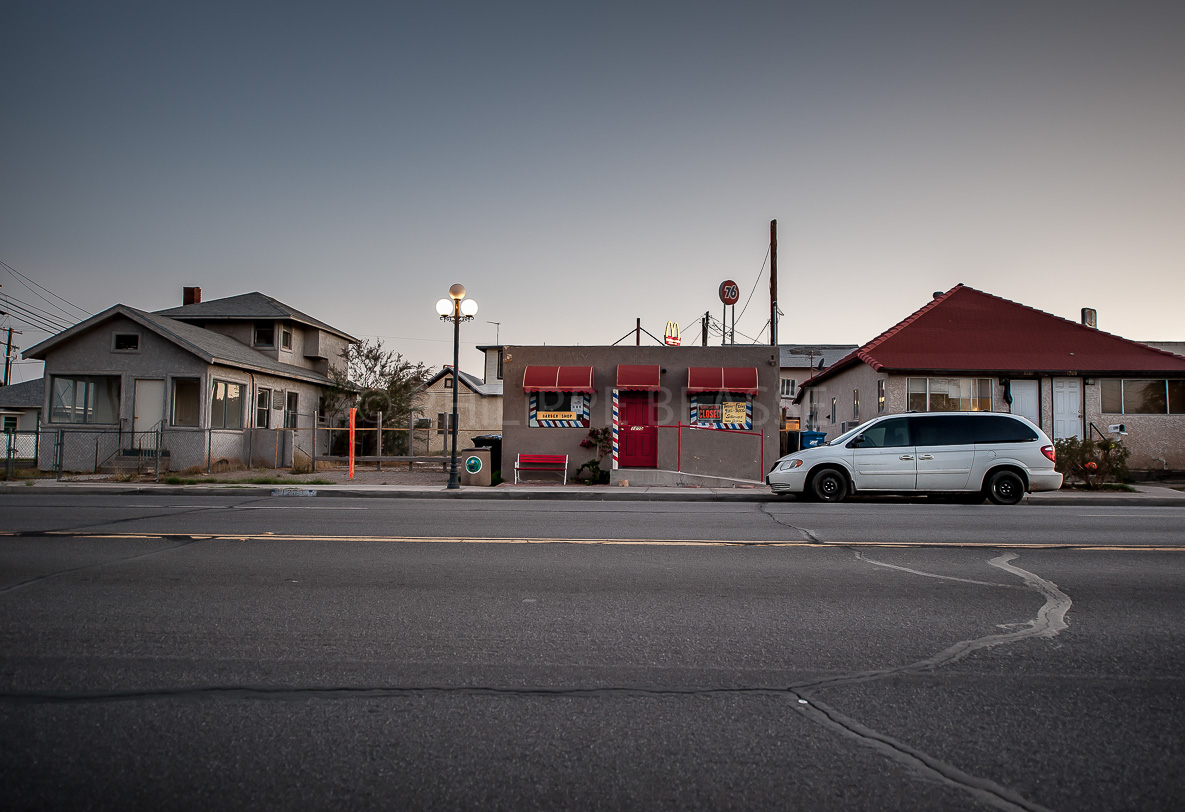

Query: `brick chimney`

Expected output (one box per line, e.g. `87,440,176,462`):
183,287,202,306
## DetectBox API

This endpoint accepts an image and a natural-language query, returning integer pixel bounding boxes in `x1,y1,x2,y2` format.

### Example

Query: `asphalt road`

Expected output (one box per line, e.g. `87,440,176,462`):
1,494,1183,811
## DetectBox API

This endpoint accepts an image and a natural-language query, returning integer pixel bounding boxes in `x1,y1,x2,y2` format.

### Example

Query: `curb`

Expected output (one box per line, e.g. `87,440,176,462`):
2,483,1183,506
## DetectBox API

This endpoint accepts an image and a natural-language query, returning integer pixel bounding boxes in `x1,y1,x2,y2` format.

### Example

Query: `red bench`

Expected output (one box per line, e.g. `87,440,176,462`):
513,453,569,485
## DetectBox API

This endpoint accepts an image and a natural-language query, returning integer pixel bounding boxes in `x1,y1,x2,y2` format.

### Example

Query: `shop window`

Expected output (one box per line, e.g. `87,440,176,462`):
1101,379,1185,414
690,392,751,430
50,375,121,424
530,392,589,428
171,379,200,427
256,389,271,428
210,381,243,429
907,378,992,412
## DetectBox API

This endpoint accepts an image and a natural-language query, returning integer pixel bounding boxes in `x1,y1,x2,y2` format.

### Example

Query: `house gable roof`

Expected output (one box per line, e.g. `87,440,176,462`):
803,284,1185,390
155,292,358,343
24,305,333,386
424,366,503,397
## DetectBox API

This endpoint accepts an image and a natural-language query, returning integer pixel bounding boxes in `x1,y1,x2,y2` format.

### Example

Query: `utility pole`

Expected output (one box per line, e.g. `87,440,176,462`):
770,219,778,347
2,328,20,386
702,312,709,347
636,317,641,346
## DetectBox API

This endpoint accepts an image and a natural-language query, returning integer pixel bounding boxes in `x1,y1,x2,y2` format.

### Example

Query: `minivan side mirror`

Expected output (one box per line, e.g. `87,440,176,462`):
847,434,866,448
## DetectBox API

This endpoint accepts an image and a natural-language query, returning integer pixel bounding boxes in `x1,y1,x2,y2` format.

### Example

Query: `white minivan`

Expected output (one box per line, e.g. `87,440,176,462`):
768,412,1062,504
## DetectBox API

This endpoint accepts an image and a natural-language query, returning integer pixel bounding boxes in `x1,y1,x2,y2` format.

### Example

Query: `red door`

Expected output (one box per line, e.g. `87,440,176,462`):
619,393,658,468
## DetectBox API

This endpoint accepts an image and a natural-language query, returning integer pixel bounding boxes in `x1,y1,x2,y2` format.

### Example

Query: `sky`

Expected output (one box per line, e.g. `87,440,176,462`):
3,0,1184,384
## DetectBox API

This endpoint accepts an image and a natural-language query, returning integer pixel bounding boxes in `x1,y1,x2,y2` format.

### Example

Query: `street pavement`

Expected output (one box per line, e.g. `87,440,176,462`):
2,487,1183,810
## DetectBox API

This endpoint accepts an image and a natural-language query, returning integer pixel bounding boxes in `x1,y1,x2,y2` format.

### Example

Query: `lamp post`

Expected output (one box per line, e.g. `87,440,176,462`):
436,284,478,489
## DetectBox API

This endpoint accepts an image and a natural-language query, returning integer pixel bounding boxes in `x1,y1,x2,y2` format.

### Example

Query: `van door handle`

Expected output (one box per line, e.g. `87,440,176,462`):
919,454,933,460
899,454,914,461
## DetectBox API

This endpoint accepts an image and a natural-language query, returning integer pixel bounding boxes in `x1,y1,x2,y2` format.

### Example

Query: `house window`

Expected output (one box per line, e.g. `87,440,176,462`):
690,392,751,430
50,375,121,424
1101,379,1185,414
113,333,140,351
253,322,275,347
780,378,796,398
281,328,292,350
284,392,298,428
907,378,992,412
256,389,271,428
210,381,243,429
444,377,453,388
2,416,16,432
171,379,200,427
877,380,886,413
497,349,504,380
830,397,837,424
853,389,860,421
436,412,453,435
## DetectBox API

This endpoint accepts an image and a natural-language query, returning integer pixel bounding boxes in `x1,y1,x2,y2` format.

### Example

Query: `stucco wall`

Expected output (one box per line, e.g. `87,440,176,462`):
1084,378,1185,468
502,345,780,483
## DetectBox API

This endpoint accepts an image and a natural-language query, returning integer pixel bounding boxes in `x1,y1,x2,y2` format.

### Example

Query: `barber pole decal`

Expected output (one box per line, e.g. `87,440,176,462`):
612,389,619,468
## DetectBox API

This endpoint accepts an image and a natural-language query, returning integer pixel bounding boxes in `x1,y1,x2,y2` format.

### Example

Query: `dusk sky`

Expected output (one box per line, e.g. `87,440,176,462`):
3,1,1183,384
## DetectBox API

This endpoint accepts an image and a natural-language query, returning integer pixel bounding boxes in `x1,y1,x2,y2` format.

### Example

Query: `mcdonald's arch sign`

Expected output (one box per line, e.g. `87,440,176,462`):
664,321,681,346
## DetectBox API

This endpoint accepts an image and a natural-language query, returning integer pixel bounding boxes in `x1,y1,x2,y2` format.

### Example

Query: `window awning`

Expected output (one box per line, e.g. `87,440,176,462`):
616,365,661,391
522,365,595,393
687,367,760,395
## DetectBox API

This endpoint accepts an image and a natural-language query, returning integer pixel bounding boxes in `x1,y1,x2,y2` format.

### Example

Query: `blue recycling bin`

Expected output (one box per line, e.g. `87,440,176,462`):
800,431,827,449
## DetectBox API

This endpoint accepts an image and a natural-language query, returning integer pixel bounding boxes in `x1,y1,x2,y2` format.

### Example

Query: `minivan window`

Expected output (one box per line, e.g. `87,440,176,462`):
852,417,911,448
974,415,1038,443
910,415,974,446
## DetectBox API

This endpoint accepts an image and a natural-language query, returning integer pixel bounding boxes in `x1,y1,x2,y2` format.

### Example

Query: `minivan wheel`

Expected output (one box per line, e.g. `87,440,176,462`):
811,468,849,503
986,470,1024,506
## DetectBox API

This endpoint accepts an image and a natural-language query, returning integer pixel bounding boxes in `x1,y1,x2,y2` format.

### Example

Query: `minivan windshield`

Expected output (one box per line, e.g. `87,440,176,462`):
826,425,864,446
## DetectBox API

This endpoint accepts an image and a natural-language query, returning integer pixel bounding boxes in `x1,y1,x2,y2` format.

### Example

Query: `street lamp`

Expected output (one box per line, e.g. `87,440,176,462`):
436,284,478,489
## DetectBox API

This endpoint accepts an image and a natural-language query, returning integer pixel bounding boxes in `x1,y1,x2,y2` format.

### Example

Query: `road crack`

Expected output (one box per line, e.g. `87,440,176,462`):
784,551,1071,811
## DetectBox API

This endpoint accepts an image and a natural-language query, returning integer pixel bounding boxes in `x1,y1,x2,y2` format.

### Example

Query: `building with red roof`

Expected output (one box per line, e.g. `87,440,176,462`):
796,285,1185,469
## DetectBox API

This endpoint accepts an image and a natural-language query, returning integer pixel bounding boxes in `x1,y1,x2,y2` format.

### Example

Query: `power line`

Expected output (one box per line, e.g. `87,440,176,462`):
0,304,68,334
0,260,92,320
1,294,73,330
736,245,769,323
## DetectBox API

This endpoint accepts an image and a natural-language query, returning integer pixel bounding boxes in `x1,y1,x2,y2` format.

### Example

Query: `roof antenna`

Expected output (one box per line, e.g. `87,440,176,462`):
487,321,500,344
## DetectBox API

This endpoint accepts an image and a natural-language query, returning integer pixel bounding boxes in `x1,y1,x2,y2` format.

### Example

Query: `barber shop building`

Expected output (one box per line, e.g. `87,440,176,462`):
501,345,780,485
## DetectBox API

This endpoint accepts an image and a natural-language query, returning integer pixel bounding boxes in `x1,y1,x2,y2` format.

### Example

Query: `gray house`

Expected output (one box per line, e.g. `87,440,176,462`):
23,288,357,473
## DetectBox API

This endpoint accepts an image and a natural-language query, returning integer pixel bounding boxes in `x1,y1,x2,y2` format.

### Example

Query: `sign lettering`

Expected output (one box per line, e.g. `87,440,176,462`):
538,411,577,421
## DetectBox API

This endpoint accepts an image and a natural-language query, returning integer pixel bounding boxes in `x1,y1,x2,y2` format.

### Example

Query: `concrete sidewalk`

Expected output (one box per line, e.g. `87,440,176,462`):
3,478,1184,505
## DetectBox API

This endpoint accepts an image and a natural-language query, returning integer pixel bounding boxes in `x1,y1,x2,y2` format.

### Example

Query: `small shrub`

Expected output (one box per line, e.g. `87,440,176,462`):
575,427,613,485
1054,437,1131,489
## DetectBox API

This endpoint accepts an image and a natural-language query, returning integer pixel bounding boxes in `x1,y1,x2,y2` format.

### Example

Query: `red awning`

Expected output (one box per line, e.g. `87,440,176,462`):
687,366,759,394
522,365,595,392
616,364,661,391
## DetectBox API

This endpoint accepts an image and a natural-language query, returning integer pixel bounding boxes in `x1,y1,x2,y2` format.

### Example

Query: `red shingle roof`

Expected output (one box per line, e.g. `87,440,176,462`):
810,285,1185,386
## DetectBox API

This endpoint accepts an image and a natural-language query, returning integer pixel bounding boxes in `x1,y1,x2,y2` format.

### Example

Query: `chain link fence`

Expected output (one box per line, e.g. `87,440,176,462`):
19,417,501,480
